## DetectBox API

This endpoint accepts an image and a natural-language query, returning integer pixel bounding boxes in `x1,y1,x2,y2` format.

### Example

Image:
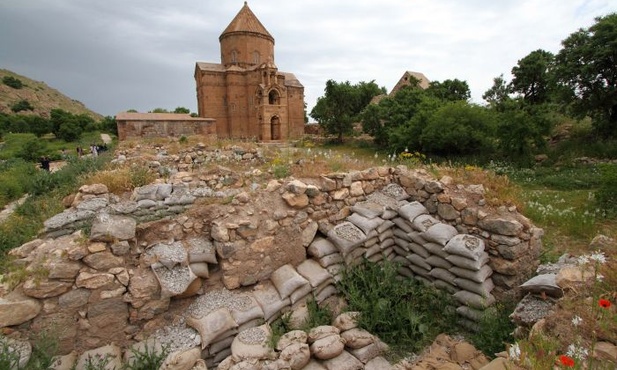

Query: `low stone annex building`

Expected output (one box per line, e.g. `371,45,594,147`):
115,113,215,141
194,2,305,141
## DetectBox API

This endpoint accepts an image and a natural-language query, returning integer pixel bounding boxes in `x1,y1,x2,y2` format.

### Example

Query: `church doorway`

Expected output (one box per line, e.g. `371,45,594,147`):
271,116,281,140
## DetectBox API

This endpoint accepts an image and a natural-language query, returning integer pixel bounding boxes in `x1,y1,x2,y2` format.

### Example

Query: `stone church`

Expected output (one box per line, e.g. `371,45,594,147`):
194,2,305,141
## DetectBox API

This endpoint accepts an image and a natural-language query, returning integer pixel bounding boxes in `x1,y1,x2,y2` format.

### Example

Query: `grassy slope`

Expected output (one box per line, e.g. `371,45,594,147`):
0,69,102,120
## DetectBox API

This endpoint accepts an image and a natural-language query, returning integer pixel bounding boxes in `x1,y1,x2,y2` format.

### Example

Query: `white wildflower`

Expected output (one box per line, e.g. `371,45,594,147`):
567,344,589,360
578,255,590,265
597,274,605,282
508,343,521,361
571,315,582,327
590,251,607,264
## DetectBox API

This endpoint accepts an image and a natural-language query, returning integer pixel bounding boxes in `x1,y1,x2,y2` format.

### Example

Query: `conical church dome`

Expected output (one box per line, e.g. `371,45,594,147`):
219,2,273,43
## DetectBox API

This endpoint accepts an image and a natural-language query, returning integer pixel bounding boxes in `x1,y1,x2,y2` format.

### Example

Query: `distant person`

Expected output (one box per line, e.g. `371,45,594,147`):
90,144,98,157
76,146,83,158
40,156,50,171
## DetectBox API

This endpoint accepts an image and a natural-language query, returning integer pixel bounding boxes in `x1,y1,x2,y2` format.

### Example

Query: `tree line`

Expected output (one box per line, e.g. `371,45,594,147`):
0,109,117,142
310,13,617,163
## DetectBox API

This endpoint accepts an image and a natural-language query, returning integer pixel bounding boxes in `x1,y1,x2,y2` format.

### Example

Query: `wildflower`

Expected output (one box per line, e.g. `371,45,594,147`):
596,274,604,282
508,343,521,362
578,255,590,265
571,315,582,327
590,251,607,264
599,299,611,309
559,354,575,367
566,344,588,360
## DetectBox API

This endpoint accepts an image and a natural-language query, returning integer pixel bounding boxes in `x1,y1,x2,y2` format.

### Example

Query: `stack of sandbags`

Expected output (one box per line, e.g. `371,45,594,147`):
327,222,367,269
333,312,390,367
296,259,337,304
308,237,344,281
184,288,265,367
308,325,360,370
253,281,291,324
275,330,311,369
229,324,276,364
271,264,312,308
185,237,217,280
443,235,495,328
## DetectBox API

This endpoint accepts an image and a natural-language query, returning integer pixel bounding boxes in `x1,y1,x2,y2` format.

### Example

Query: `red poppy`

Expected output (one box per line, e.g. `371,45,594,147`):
599,299,612,309
559,355,575,367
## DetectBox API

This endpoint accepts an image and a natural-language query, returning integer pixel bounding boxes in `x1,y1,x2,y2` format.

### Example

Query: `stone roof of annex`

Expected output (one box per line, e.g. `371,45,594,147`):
220,2,274,42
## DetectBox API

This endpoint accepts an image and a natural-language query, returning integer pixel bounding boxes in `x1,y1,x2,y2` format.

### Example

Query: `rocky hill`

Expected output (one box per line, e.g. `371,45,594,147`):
0,69,102,120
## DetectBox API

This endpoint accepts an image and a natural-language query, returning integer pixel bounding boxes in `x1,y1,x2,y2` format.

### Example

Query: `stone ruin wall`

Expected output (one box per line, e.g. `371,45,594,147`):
0,165,542,369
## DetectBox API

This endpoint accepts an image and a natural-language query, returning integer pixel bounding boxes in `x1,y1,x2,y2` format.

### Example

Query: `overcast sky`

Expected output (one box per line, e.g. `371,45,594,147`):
1,1,614,118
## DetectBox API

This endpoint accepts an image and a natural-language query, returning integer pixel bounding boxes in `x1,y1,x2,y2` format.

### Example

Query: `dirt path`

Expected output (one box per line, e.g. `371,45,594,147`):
0,194,28,224
100,133,112,144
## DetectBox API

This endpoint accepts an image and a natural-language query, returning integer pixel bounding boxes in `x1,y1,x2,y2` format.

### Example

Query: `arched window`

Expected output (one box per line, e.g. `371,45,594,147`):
253,51,260,64
268,90,280,105
231,50,238,64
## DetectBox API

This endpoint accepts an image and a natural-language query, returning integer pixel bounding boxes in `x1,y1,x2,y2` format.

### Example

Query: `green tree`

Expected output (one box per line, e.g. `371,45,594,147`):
554,13,617,137
56,120,82,142
27,115,52,137
426,79,471,102
311,80,383,142
11,100,34,113
510,49,555,105
99,116,118,135
483,74,512,110
495,101,551,162
16,135,47,161
173,107,190,114
420,101,496,155
150,108,169,113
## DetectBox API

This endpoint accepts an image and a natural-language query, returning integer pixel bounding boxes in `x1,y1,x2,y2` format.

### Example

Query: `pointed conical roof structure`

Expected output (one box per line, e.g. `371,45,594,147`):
219,2,273,43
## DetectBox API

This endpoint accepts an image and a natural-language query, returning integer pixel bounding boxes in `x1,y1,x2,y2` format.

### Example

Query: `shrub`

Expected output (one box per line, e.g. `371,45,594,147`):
2,75,23,89
469,301,516,357
337,260,457,354
595,163,617,217
10,99,34,113
123,342,170,370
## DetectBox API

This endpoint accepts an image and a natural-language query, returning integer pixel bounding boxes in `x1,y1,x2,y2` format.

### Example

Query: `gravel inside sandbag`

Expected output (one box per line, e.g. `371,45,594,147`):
187,288,253,318
152,323,201,352
237,327,267,344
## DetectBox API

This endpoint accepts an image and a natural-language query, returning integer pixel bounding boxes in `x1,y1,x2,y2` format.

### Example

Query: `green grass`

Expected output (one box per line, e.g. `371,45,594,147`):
337,260,458,356
0,131,113,161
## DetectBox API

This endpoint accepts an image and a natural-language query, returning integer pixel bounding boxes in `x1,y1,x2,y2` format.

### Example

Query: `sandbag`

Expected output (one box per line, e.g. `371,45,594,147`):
364,236,379,248
433,279,458,294
382,209,398,219
124,339,164,367
279,342,311,369
393,246,410,258
446,252,489,271
421,223,458,246
392,255,410,267
380,238,395,249
406,254,432,271
453,290,495,309
160,347,201,370
327,222,367,255
429,267,457,285
393,229,412,242
186,237,217,264
210,335,235,356
76,344,122,370
423,242,449,259
348,341,386,364
344,247,367,266
351,201,385,219
231,324,274,362
308,238,338,258
450,265,493,283
368,254,383,263
229,293,264,326
252,281,291,321
408,242,430,259
444,234,486,260
376,220,395,234
315,285,338,303
411,214,440,232
308,325,340,343
377,229,394,242
187,307,238,349
340,328,375,349
456,305,484,322
318,253,343,268
392,217,413,233
454,277,494,299
397,266,414,278
290,283,313,306
51,351,77,370
425,255,453,269
310,334,345,360
407,263,431,279
297,259,332,288
276,330,308,350
271,264,309,299
333,312,360,331
322,350,364,370
189,262,210,278
365,244,382,258
398,201,428,222
347,213,385,235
